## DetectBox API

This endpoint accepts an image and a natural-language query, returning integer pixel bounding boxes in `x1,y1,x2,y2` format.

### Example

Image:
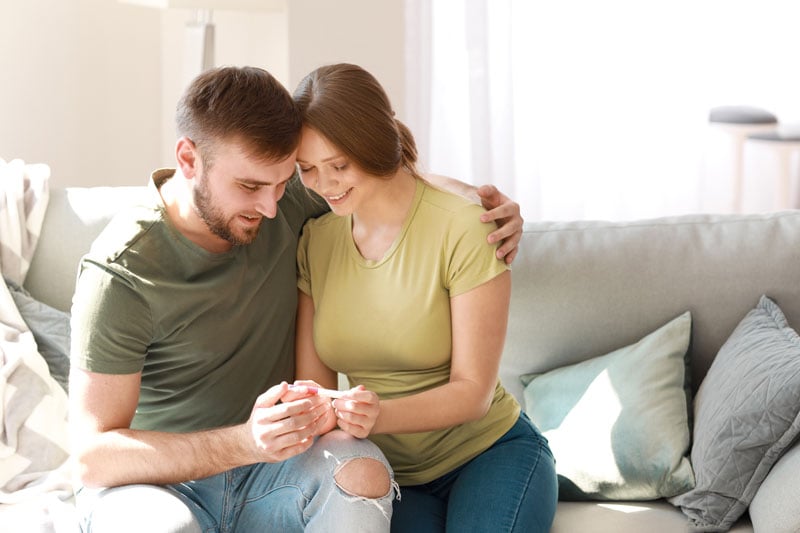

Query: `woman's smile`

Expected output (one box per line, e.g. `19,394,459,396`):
325,188,353,204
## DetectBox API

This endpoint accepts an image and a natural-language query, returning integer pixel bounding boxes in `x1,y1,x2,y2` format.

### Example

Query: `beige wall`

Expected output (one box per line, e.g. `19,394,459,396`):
0,0,405,188
157,7,291,168
0,0,162,188
286,0,406,118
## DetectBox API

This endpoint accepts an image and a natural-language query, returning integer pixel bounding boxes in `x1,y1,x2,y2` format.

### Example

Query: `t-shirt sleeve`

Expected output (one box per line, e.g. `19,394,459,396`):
444,204,511,297
70,259,153,374
296,220,313,297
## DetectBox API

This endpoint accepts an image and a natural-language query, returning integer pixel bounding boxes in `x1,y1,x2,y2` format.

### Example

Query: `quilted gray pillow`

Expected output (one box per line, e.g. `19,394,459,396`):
670,295,800,532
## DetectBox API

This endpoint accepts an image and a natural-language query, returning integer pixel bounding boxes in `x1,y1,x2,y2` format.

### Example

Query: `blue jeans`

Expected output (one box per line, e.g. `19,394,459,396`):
77,430,396,533
391,413,557,533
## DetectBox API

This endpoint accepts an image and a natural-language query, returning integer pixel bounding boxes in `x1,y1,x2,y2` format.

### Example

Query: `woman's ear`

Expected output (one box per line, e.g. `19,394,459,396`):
175,137,198,179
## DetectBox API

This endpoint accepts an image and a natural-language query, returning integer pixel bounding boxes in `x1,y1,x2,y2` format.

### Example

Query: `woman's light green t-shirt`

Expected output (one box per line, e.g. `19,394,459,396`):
297,180,520,485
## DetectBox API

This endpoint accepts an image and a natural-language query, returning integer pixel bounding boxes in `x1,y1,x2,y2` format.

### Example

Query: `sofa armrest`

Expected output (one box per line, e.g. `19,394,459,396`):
749,441,800,533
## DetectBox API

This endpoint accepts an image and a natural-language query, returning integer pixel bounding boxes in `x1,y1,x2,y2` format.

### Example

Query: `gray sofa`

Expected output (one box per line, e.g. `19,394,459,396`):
22,186,800,532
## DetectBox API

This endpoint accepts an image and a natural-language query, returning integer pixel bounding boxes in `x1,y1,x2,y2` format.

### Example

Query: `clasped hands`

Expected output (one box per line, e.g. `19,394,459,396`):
246,381,378,462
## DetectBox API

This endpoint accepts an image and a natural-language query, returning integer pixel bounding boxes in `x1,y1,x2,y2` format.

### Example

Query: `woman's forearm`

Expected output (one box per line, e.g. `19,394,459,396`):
372,379,493,435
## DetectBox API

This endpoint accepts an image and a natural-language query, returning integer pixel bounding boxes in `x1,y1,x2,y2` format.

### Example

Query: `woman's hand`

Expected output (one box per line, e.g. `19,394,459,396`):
289,380,339,435
332,385,380,439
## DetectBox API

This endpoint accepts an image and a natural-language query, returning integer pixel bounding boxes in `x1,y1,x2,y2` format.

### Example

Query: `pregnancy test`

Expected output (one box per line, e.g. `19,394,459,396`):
289,384,346,399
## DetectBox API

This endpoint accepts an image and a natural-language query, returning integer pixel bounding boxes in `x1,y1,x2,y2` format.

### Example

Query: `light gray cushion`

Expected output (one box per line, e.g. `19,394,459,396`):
670,296,800,532
522,312,695,500
25,186,152,313
749,442,800,533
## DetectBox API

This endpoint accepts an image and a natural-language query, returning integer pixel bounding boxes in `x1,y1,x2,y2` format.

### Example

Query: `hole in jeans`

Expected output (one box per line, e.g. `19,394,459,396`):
334,457,392,499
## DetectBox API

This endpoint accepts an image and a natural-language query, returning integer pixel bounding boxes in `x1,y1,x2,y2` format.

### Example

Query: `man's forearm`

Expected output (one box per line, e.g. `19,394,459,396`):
75,424,254,488
422,173,480,204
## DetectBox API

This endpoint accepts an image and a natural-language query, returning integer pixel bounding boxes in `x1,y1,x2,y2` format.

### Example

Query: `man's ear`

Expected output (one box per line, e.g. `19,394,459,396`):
176,137,198,179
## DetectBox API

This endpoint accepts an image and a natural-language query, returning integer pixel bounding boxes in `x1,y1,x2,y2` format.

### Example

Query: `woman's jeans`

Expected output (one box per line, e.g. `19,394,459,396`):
391,413,558,533
77,430,396,533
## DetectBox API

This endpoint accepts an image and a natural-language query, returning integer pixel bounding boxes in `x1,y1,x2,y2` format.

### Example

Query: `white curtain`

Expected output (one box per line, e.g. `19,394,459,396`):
405,0,800,221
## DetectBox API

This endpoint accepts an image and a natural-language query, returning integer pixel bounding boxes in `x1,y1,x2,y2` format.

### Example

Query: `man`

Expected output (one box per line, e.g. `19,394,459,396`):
69,66,523,533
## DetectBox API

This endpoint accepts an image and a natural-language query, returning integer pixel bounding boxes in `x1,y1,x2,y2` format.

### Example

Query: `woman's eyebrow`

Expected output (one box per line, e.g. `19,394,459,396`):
296,154,343,164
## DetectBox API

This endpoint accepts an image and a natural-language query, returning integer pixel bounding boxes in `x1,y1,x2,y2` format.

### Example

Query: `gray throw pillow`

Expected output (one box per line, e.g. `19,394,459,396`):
5,278,71,392
670,295,800,532
522,311,695,500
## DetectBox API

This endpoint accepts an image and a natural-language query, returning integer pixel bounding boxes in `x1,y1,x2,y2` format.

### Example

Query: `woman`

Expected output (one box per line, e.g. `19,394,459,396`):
292,63,557,533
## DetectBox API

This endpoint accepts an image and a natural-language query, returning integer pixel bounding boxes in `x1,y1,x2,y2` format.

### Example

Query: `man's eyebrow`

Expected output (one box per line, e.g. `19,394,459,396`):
237,173,294,186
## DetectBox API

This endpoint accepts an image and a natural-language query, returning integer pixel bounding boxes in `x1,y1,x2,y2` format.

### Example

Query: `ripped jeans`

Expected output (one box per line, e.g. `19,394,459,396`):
77,430,396,533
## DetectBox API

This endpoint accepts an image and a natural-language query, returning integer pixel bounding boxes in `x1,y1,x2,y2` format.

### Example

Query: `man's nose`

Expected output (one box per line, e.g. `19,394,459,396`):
254,188,279,219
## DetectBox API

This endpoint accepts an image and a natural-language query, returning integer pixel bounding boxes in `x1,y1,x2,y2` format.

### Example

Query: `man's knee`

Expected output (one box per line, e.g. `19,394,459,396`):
316,430,393,499
334,457,392,499
81,484,201,533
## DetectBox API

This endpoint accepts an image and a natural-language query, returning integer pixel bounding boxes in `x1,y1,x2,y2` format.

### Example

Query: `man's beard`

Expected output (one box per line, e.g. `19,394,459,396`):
193,173,260,246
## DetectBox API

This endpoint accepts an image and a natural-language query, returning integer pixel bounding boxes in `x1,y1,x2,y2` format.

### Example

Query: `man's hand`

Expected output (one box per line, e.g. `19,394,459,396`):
246,382,332,462
477,184,524,264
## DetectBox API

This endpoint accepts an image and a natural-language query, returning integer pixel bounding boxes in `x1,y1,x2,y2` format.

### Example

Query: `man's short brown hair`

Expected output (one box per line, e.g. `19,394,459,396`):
177,66,301,166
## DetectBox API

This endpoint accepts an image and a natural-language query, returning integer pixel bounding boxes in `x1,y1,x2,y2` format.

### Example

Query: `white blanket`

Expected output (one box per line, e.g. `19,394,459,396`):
0,158,50,286
0,159,76,531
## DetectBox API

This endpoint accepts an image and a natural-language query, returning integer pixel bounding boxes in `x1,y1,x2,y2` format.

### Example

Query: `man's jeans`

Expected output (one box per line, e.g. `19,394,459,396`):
77,430,396,533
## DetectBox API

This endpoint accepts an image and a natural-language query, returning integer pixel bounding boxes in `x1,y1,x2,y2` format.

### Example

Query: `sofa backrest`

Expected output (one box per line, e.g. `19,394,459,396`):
25,187,800,403
502,212,800,401
25,186,151,313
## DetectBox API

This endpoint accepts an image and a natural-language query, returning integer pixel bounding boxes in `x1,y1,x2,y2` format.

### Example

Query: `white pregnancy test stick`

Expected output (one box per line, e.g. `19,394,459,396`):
289,384,346,399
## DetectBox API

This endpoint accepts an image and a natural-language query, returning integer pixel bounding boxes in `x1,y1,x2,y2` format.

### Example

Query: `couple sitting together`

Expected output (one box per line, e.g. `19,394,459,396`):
70,63,557,533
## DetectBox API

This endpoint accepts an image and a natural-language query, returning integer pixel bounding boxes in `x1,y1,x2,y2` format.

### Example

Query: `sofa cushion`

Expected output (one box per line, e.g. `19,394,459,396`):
748,441,800,533
4,278,70,392
670,295,800,531
522,312,695,501
551,500,704,533
25,186,152,313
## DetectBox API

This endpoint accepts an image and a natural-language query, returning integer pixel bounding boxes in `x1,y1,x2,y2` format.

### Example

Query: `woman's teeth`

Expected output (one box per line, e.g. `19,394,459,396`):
328,190,349,201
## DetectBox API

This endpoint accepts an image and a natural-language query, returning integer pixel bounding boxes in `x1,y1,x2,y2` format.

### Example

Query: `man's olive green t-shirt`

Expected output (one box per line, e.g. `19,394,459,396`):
297,180,520,486
70,170,327,432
